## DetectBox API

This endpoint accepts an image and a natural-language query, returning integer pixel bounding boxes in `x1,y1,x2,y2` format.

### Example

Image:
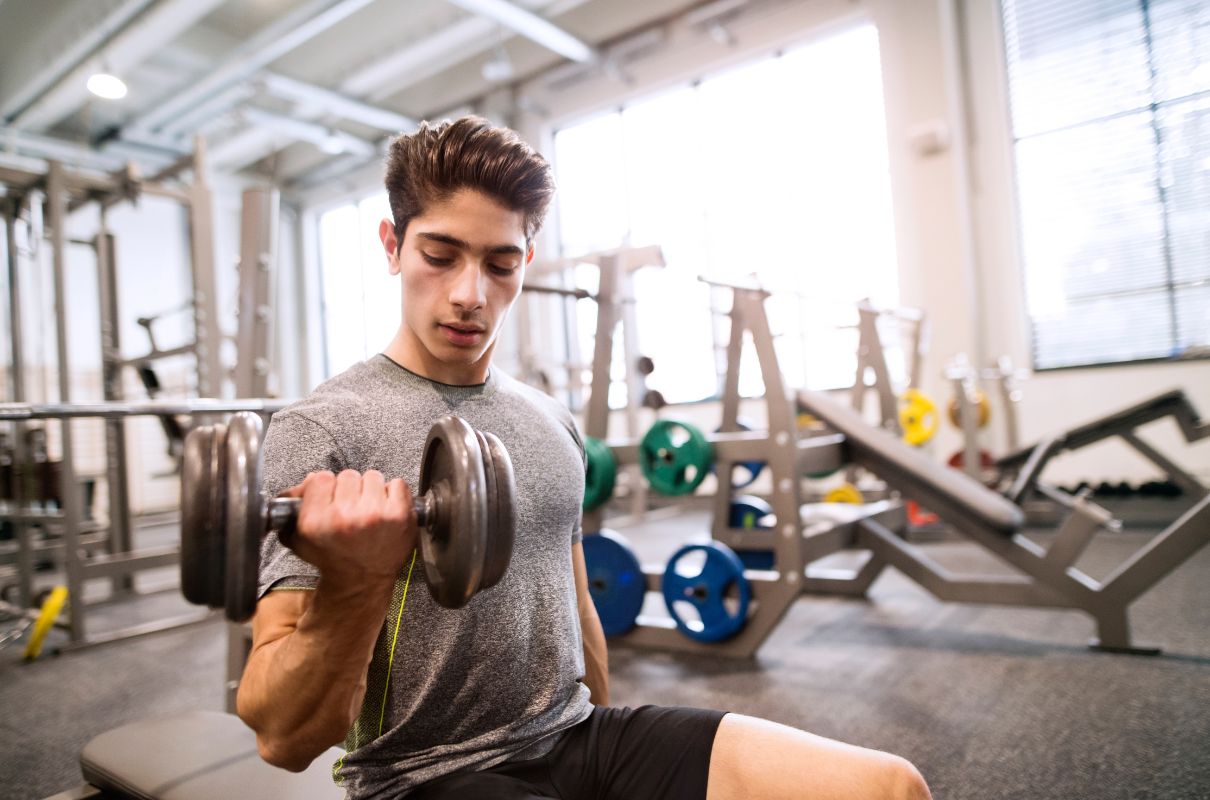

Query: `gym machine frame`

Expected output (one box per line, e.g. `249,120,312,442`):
524,245,666,522
590,282,1208,655
0,145,265,649
0,400,287,649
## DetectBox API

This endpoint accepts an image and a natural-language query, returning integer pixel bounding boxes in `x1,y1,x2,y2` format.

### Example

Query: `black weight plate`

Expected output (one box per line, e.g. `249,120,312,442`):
224,412,266,622
180,424,225,608
418,416,487,609
476,429,515,591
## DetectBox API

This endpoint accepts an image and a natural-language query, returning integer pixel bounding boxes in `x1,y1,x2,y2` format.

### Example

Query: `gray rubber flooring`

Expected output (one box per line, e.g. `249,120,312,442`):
2,512,1208,800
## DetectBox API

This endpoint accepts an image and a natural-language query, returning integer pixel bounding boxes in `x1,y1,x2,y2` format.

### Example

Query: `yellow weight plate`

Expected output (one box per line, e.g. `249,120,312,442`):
899,389,939,446
824,483,864,504
23,586,68,661
947,390,991,429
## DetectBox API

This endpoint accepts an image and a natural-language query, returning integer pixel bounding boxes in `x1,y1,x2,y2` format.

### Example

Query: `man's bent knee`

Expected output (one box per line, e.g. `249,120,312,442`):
885,756,931,800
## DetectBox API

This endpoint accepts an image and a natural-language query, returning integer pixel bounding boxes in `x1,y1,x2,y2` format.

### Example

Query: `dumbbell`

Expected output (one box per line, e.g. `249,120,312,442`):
179,412,515,622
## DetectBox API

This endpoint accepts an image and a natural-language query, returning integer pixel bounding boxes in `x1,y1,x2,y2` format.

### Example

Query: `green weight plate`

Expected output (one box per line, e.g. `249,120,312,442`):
639,419,713,496
224,412,266,623
179,423,226,610
419,416,487,609
582,436,617,511
476,429,515,591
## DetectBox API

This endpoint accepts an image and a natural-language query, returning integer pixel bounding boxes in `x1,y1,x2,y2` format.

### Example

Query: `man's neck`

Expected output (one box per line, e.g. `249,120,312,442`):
384,330,491,386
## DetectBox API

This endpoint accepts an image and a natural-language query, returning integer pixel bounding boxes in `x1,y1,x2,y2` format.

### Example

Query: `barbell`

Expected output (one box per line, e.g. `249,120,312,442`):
179,412,516,621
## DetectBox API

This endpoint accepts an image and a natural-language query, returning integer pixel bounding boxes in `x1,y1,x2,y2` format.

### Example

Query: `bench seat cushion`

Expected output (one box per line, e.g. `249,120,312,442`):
80,711,344,800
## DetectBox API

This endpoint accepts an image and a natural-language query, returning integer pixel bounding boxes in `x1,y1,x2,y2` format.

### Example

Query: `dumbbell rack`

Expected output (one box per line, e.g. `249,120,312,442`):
585,282,899,657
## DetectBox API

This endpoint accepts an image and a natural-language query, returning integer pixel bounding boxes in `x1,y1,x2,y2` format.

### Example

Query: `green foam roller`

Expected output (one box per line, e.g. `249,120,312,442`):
583,436,617,511
639,419,714,496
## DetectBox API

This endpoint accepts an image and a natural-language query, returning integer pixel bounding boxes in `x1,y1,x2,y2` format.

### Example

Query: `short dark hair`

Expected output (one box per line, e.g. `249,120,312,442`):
384,116,555,248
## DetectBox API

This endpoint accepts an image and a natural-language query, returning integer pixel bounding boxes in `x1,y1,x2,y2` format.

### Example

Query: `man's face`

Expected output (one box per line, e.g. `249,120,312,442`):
380,189,532,384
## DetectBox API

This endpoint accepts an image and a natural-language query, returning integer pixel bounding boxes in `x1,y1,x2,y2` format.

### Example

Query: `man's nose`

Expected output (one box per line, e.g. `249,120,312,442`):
449,261,487,310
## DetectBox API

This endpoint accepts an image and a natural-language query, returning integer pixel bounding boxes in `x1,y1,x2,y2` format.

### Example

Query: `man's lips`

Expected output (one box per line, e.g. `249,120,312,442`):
439,323,486,345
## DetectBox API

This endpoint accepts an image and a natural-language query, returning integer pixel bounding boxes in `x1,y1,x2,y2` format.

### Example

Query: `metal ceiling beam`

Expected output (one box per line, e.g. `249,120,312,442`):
0,127,129,173
239,107,378,158
258,73,417,133
0,0,154,123
128,0,377,137
340,0,595,102
9,0,228,132
442,0,596,63
207,127,283,172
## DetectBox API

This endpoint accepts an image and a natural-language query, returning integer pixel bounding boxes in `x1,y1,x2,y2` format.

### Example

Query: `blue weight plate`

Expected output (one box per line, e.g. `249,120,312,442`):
729,495,775,570
728,495,774,529
662,542,751,643
582,530,646,637
713,420,766,489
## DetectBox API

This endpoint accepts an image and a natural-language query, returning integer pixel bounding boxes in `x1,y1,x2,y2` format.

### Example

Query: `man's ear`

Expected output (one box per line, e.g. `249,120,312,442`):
525,244,535,265
380,219,401,274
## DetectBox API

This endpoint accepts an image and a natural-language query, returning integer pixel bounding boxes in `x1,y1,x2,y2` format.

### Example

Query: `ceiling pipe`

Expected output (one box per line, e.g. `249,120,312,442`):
339,0,595,102
258,73,417,133
126,0,377,137
238,107,377,157
9,0,228,132
442,0,597,63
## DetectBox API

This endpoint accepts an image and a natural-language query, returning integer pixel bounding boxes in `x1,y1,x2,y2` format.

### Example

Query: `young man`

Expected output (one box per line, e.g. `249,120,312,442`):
237,117,930,800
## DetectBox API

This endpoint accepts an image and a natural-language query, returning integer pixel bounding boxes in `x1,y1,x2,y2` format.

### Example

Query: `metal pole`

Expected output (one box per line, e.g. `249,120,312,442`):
186,138,224,398
5,200,34,607
47,161,87,642
96,216,134,593
233,188,279,397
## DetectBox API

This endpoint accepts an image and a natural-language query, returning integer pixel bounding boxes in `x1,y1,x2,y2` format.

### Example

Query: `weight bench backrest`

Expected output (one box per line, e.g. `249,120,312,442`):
80,711,344,800
798,390,1024,536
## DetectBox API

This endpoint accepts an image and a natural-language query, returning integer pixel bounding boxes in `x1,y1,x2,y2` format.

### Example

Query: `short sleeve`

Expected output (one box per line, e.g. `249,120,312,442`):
257,411,346,598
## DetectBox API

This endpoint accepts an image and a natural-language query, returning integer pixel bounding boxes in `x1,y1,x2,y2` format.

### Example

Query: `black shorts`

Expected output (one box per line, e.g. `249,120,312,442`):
408,705,728,800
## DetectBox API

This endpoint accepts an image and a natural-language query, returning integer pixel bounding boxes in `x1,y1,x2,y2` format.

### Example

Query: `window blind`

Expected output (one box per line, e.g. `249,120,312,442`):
1002,0,1210,369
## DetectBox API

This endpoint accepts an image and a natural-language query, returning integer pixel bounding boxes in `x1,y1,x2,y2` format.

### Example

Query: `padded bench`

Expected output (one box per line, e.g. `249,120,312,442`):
78,711,343,800
797,389,1025,536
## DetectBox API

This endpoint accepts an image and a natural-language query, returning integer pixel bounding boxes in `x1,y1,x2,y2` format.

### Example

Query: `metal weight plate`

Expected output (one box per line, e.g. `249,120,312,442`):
729,495,775,571
475,429,515,591
224,412,266,623
582,529,645,637
662,542,751,643
419,416,488,608
582,436,617,511
639,419,714,496
180,423,227,610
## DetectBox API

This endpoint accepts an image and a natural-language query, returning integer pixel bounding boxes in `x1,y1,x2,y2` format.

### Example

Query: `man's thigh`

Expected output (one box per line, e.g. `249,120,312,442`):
407,771,554,800
705,714,931,800
547,705,726,800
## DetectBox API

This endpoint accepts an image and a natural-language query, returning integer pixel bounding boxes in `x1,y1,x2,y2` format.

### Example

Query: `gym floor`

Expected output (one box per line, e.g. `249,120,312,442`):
3,512,1208,800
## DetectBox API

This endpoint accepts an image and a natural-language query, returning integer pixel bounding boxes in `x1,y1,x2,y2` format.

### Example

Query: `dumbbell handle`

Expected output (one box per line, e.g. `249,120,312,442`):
264,494,436,540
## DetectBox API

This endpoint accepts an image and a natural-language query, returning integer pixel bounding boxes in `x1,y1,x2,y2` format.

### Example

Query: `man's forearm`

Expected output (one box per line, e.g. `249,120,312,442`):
237,577,395,770
581,607,610,705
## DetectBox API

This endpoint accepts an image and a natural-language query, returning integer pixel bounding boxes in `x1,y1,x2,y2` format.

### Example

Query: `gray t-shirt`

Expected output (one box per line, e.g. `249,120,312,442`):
257,355,594,799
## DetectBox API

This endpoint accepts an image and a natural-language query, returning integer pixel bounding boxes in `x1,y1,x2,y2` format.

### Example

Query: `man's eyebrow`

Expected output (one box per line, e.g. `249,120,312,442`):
417,232,525,256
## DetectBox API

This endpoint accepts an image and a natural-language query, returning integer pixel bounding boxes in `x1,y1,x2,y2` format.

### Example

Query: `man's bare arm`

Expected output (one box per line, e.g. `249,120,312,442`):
236,579,395,771
236,469,414,771
572,541,609,705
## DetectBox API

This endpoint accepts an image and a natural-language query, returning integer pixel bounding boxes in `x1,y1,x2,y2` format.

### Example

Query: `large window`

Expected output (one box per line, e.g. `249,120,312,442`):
1003,0,1210,369
317,192,397,376
552,23,899,402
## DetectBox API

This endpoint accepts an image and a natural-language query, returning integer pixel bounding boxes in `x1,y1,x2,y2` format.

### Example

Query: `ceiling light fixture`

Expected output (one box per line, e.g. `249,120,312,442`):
87,72,128,100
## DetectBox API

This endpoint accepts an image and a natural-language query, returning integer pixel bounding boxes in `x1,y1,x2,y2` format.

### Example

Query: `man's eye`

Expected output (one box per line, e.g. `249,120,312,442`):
422,252,453,266
489,264,518,276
